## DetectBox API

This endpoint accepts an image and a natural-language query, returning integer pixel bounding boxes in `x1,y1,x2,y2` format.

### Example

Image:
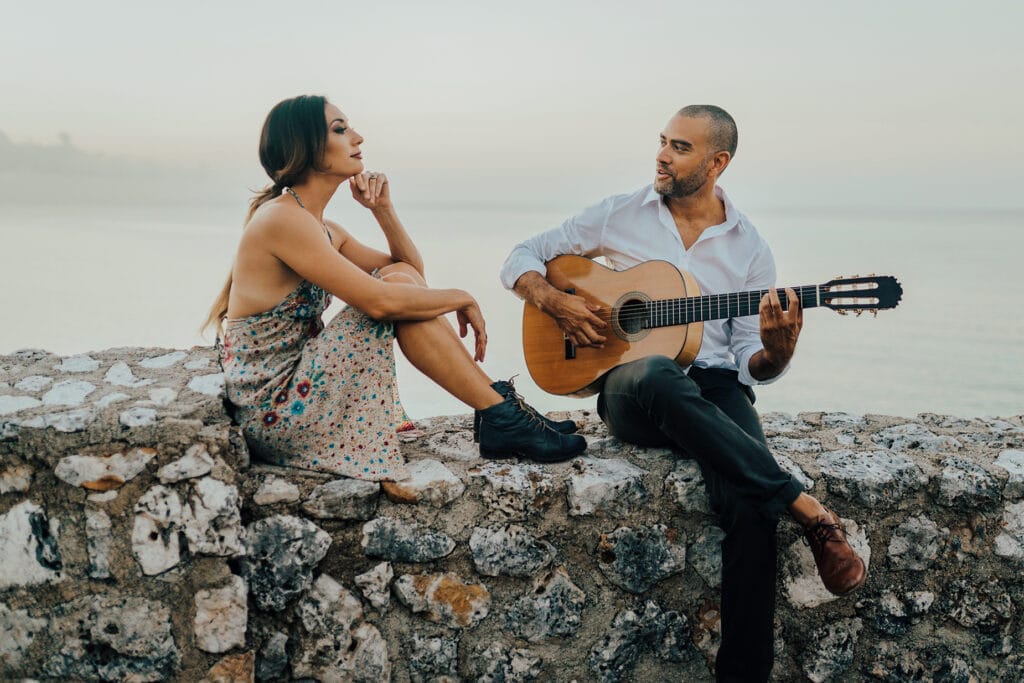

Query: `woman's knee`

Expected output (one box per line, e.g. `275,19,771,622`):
379,262,425,286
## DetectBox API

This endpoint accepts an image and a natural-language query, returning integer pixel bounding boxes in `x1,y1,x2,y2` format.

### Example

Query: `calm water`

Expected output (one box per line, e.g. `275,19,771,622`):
1,202,1021,419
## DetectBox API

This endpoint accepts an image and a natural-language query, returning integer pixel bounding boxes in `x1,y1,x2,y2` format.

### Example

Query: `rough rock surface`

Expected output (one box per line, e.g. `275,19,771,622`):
2,346,1023,681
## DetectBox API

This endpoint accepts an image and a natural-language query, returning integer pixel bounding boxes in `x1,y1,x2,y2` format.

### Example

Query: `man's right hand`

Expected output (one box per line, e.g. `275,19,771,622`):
542,290,608,348
514,270,608,347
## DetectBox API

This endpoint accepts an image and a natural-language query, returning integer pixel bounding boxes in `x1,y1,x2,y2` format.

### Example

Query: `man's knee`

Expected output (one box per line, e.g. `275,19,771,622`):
379,262,425,286
622,356,696,400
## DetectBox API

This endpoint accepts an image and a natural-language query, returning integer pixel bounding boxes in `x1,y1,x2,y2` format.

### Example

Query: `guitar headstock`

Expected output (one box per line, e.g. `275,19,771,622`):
822,274,903,315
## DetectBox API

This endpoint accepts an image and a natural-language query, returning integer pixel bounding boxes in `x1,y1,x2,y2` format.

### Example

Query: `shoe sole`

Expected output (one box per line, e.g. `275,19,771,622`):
479,443,586,463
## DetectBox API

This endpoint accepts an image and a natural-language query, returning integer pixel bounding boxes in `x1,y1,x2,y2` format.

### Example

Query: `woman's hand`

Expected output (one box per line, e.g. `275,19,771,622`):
349,171,392,211
456,300,488,362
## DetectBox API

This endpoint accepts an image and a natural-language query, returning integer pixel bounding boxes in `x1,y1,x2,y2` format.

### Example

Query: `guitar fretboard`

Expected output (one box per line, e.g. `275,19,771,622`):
642,286,821,328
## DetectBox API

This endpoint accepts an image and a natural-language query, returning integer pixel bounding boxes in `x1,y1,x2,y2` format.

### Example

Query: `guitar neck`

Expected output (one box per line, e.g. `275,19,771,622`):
645,285,821,328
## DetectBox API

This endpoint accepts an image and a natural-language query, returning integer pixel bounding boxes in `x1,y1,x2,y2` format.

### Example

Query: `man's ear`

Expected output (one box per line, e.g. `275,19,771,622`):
710,150,732,178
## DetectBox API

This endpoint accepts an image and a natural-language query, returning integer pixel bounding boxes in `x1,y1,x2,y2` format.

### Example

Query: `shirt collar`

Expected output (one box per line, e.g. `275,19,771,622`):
642,183,741,232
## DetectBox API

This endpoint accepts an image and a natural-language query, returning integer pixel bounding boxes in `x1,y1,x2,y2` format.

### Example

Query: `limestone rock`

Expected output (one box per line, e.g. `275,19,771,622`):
54,446,156,490
0,395,41,415
15,374,52,392
822,412,865,428
887,514,948,570
255,631,289,682
816,449,927,506
872,423,961,452
867,589,934,636
0,463,33,494
354,561,393,611
504,567,586,641
769,436,822,453
382,458,465,507
470,524,557,577
44,406,96,432
994,500,1024,563
934,456,1000,507
194,575,249,653
567,457,649,517
0,602,48,671
407,633,459,683
181,476,245,556
774,452,815,490
104,360,155,387
995,449,1024,499
783,515,870,609
664,459,712,514
121,406,158,427
597,524,685,593
85,507,113,579
473,642,543,683
254,475,300,505
41,379,96,406
394,572,491,628
140,350,188,369
241,515,332,612
801,617,862,683
588,601,688,683
942,578,1013,631
44,595,179,682
189,372,226,396
132,484,182,575
0,500,62,590
201,651,255,683
423,428,478,461
55,354,100,372
361,516,455,562
469,461,556,522
301,477,380,520
292,574,390,682
689,525,725,588
761,412,812,433
157,444,215,483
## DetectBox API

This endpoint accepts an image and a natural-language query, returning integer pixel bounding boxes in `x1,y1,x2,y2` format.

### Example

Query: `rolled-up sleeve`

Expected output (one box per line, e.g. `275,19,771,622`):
499,198,612,294
732,240,790,386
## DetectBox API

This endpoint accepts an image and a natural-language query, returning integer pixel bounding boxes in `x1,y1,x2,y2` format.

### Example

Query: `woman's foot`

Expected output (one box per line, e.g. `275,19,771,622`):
473,379,577,442
477,392,586,463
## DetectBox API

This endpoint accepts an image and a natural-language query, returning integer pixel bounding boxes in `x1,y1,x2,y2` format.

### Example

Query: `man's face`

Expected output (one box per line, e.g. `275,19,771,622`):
654,115,713,198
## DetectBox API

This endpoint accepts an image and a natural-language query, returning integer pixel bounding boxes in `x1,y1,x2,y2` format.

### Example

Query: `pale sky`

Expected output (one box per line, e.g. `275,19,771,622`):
1,0,1022,209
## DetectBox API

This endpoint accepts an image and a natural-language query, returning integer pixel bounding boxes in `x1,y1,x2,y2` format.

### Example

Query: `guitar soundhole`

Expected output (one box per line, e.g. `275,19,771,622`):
612,292,652,342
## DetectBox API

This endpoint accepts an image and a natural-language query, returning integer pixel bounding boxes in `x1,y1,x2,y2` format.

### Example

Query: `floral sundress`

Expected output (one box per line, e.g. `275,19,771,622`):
220,280,410,481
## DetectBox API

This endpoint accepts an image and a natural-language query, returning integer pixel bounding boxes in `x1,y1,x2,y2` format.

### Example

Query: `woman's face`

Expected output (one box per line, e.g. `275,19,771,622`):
321,103,365,177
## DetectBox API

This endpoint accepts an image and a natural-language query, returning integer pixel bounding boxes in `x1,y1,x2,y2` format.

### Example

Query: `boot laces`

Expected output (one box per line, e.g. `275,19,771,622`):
802,518,847,551
503,376,559,434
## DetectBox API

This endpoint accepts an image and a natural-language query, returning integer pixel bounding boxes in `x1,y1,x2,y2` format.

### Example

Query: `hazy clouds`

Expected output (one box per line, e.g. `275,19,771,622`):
1,1,1022,211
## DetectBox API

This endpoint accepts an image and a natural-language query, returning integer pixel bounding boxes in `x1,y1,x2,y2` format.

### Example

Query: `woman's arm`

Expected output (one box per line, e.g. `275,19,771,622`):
347,171,425,276
256,205,471,321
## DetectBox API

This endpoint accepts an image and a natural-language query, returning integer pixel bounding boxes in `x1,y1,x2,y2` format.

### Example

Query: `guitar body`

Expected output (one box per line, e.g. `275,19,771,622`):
523,256,703,397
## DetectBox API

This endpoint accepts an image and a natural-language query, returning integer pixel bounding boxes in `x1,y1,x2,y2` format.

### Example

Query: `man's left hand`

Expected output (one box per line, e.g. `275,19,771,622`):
758,287,803,371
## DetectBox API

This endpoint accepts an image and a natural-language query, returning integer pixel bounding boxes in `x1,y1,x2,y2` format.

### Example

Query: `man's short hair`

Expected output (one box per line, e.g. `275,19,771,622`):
677,105,738,158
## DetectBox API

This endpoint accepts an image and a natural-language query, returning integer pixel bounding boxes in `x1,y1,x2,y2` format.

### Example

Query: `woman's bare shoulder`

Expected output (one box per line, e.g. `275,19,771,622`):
245,199,311,236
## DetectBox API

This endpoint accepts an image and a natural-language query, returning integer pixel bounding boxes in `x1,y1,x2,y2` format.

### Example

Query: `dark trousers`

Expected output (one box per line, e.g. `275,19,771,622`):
597,356,804,683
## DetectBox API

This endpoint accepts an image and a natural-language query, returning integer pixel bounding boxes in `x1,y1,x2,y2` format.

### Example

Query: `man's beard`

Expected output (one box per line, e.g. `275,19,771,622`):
655,157,709,198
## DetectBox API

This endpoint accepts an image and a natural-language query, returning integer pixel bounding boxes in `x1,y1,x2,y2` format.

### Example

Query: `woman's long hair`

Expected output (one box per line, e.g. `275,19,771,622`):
202,94,329,334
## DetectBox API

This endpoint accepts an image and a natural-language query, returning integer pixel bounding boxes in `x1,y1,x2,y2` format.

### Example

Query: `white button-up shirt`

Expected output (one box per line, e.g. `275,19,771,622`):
500,184,786,386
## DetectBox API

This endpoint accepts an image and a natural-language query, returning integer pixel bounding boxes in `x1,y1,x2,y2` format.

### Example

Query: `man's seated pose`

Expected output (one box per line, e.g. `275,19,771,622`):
500,105,867,682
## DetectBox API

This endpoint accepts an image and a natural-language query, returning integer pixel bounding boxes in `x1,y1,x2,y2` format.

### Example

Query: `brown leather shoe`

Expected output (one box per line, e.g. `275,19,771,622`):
802,507,867,596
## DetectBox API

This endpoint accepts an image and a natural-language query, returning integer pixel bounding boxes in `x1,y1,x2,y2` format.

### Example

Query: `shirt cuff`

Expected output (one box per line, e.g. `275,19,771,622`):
736,348,790,386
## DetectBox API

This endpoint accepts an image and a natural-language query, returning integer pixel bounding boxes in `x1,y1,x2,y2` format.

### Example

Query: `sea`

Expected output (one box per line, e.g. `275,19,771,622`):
1,201,1021,420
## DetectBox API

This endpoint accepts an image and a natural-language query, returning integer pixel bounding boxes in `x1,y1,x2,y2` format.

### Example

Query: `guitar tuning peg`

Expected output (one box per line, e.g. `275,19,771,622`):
837,309,848,316
855,309,863,317
871,309,878,318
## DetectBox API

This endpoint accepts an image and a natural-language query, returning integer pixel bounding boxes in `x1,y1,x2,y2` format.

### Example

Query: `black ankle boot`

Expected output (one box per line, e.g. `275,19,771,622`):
477,394,587,463
473,380,578,442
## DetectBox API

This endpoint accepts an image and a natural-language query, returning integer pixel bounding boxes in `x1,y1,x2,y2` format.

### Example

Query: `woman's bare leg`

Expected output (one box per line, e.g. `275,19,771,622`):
380,264,502,410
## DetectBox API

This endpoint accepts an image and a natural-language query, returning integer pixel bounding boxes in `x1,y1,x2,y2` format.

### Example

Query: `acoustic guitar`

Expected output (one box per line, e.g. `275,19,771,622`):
522,255,903,397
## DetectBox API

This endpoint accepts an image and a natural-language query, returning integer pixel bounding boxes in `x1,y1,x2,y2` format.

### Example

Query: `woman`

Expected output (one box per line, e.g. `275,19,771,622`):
204,95,584,481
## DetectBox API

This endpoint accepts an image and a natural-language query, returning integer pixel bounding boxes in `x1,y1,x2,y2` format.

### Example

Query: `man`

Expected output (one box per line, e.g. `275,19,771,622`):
500,105,866,682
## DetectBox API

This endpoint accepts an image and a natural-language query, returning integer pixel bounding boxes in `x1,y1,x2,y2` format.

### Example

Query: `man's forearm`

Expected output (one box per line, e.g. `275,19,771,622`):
513,270,558,312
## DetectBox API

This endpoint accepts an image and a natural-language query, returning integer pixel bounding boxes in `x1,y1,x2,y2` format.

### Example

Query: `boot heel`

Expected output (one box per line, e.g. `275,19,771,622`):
473,411,481,443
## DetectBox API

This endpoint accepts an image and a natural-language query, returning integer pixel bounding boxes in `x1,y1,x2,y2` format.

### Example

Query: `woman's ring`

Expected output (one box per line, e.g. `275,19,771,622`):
368,173,379,180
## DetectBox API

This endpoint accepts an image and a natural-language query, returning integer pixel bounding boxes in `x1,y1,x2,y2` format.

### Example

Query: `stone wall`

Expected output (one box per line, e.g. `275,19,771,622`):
1,346,1023,682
